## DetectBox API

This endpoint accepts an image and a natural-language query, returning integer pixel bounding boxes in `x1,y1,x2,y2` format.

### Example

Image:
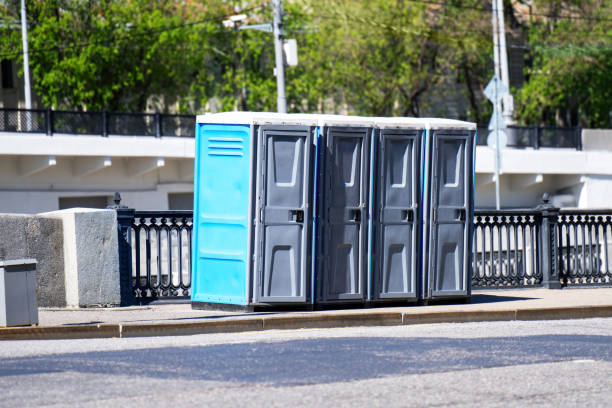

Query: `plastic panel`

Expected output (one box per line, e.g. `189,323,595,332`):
192,124,251,305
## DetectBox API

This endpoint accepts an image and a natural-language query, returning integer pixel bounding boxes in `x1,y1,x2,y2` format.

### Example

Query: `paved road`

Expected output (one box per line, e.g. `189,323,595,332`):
2,318,612,407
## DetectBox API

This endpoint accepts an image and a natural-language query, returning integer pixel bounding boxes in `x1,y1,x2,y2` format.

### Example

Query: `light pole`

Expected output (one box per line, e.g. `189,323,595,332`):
272,0,287,113
20,0,31,111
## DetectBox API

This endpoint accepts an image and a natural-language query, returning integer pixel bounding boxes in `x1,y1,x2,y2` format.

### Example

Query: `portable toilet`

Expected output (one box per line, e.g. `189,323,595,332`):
421,119,476,302
314,116,375,305
369,118,425,303
191,112,475,310
191,112,317,310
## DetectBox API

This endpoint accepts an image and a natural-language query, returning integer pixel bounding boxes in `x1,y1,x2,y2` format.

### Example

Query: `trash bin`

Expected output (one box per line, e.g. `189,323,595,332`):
421,122,476,301
191,113,317,309
0,259,38,327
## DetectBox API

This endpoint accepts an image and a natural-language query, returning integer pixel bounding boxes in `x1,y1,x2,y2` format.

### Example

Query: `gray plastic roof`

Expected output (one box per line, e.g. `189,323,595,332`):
196,112,476,130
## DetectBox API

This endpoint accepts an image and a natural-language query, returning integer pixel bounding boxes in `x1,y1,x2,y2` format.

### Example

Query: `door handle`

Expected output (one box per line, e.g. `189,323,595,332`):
289,210,304,223
402,209,414,223
455,209,466,221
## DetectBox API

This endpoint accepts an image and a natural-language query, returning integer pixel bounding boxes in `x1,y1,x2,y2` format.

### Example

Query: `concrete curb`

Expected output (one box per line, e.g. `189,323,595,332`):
2,305,612,341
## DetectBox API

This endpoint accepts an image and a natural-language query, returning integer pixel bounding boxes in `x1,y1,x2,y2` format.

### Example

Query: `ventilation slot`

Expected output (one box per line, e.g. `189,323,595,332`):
207,137,244,157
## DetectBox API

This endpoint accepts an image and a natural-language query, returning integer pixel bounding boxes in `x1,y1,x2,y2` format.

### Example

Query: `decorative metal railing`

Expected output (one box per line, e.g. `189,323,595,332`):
110,195,611,304
474,206,612,289
128,211,192,301
476,125,582,150
111,197,192,304
472,211,541,288
0,107,195,137
558,211,612,286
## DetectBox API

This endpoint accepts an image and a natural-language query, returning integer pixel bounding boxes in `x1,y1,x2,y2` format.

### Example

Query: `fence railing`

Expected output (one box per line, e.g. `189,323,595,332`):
476,125,582,150
558,211,612,286
474,203,612,288
111,197,192,304
0,107,195,138
472,211,541,288
110,195,610,304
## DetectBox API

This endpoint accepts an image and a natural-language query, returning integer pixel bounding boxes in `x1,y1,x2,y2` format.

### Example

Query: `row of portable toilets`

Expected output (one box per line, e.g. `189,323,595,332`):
191,112,476,310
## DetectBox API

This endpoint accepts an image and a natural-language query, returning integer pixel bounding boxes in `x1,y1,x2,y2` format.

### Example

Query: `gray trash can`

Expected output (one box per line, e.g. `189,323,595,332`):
0,259,38,327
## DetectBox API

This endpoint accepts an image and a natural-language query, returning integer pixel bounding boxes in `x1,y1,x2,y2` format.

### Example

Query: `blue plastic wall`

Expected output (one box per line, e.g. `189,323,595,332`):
192,123,252,305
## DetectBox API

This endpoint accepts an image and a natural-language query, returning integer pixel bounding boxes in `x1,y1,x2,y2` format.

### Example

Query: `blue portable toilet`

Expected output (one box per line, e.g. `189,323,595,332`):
191,112,318,310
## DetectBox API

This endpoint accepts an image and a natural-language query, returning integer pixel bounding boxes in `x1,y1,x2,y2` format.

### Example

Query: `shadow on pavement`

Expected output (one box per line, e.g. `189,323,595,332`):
470,293,538,304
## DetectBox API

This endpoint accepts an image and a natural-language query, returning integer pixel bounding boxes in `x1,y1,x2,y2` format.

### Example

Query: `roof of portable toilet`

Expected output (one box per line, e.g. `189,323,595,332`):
373,117,476,130
196,112,475,131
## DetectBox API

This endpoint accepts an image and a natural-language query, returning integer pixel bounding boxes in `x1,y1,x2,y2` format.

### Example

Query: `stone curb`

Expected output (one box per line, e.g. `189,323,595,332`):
2,305,612,341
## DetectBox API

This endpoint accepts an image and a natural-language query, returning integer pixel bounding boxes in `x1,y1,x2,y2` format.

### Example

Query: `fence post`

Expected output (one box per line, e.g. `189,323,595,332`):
46,108,53,136
536,193,562,289
107,192,136,305
102,110,108,137
155,113,161,137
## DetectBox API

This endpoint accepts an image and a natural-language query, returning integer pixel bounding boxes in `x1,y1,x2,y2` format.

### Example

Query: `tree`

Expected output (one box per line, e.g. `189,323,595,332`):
0,0,232,112
515,0,612,127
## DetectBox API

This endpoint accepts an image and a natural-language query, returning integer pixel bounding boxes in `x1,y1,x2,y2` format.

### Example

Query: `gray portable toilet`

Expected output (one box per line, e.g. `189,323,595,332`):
422,120,476,301
370,118,425,303
315,116,374,304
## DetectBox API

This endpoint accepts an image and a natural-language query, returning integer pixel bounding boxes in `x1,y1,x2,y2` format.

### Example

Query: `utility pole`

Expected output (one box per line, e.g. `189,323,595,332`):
495,0,514,125
20,0,31,111
272,0,287,113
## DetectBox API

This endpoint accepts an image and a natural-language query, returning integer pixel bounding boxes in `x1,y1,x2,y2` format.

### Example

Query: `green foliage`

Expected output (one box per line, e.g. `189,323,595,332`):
0,0,496,119
515,0,612,127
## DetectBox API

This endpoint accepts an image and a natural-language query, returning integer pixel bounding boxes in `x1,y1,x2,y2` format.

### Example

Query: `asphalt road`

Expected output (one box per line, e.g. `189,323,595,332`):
2,318,612,407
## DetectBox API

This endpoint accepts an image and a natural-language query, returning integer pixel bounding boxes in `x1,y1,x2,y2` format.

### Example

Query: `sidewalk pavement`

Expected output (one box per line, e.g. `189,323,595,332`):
2,287,612,340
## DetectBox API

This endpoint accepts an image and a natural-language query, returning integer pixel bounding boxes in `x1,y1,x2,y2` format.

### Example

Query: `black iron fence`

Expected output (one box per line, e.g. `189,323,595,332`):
0,107,195,137
110,195,610,304
111,197,192,304
472,211,541,288
473,203,612,288
476,125,582,150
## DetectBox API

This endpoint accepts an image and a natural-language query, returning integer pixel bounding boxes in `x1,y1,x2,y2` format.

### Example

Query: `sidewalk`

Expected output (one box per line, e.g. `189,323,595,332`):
2,287,612,340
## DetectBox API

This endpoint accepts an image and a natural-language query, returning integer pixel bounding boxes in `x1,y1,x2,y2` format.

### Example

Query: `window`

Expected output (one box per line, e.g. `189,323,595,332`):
1,60,14,89
168,192,193,210
58,196,112,210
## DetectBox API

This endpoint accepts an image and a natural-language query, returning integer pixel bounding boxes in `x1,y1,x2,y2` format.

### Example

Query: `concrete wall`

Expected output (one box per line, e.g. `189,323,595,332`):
0,183,194,214
582,129,612,151
0,209,121,307
0,214,66,307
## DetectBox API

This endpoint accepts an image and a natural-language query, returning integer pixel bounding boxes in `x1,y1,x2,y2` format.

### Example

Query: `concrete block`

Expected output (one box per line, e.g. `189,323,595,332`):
41,208,120,307
0,214,66,307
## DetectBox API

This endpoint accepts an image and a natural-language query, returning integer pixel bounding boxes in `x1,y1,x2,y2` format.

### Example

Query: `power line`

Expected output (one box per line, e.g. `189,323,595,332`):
0,5,265,60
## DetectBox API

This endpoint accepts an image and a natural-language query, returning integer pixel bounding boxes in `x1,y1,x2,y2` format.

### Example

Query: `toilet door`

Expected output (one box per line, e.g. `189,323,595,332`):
320,127,370,302
255,126,313,303
427,130,473,298
373,130,420,300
